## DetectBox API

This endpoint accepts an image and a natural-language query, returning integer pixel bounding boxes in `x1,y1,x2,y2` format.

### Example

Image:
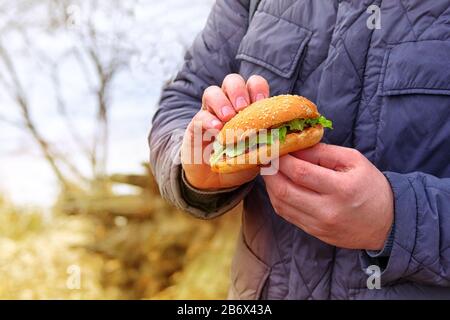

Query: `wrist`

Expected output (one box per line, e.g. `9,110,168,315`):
370,179,395,250
181,168,238,194
182,163,214,190
373,213,394,250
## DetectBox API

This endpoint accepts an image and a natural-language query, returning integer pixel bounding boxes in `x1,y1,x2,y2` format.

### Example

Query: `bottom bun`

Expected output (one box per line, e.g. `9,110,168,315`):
210,125,324,174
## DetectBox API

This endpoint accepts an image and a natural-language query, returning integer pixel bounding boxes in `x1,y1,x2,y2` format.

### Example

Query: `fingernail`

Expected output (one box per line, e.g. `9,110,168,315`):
236,97,248,110
221,106,234,118
210,119,222,128
255,93,266,101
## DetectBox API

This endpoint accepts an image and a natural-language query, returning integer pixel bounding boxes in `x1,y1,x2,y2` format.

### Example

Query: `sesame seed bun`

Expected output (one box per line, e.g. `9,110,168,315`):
210,126,324,174
217,95,319,145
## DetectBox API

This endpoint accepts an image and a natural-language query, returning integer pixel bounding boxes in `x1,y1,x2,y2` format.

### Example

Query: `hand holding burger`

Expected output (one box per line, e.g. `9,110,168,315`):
263,144,394,250
181,73,394,250
181,74,269,190
181,74,332,189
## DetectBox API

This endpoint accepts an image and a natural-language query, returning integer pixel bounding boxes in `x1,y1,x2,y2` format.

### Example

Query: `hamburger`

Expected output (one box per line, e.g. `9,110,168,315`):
209,95,332,174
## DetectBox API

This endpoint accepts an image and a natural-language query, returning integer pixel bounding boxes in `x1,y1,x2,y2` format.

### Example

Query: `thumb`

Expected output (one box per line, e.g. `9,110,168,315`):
291,143,362,171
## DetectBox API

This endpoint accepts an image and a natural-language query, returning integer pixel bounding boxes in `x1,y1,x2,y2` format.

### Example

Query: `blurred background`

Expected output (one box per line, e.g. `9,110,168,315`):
0,0,242,299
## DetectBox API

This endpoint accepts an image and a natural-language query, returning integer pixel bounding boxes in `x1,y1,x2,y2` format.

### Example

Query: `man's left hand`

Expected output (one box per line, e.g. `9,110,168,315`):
263,143,394,250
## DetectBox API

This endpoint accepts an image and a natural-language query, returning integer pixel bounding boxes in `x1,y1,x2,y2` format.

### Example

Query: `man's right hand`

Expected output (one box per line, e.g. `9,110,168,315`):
181,74,270,190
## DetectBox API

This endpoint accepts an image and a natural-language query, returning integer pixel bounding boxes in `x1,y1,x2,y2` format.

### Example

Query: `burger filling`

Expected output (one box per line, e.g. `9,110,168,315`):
210,115,332,165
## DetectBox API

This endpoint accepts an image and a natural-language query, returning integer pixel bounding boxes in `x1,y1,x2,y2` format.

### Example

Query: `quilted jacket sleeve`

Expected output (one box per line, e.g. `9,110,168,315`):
149,0,253,219
362,172,450,286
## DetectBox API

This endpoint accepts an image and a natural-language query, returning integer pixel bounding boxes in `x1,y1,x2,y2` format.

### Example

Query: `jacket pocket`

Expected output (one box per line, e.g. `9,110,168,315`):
235,10,312,94
228,232,270,300
379,40,450,96
373,40,450,172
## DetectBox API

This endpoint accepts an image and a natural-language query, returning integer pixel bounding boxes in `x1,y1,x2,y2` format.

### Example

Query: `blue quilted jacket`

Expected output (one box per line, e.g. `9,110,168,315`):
149,0,450,299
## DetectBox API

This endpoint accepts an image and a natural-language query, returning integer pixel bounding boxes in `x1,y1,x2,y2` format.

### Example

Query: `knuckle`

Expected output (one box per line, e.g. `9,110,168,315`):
316,206,329,220
316,143,328,153
322,211,339,228
349,148,362,161
275,186,289,199
196,110,211,121
292,165,308,183
340,181,356,199
273,184,289,200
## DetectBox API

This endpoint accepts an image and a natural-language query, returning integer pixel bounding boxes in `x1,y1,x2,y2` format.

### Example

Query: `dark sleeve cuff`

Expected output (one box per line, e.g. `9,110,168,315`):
180,169,252,217
359,172,416,282
365,223,395,258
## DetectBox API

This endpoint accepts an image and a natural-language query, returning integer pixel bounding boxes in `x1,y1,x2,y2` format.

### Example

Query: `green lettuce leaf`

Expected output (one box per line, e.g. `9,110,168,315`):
209,115,333,165
304,115,333,129
286,119,305,131
278,126,288,144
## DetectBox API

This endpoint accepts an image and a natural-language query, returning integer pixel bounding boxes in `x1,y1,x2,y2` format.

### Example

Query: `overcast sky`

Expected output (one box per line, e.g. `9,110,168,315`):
0,0,214,207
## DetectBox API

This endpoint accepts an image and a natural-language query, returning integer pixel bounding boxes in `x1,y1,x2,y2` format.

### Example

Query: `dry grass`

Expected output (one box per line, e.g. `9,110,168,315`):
0,188,241,300
0,205,113,299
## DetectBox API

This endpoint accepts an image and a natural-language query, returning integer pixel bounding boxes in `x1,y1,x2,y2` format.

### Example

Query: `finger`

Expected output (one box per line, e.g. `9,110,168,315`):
246,75,270,102
278,154,339,194
270,203,327,238
202,85,236,122
222,74,251,112
263,172,324,218
184,111,222,165
187,110,223,134
217,167,260,189
264,174,330,237
291,143,361,171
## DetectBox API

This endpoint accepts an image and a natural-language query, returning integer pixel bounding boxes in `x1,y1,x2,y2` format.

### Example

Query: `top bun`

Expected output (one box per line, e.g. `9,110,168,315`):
218,95,319,145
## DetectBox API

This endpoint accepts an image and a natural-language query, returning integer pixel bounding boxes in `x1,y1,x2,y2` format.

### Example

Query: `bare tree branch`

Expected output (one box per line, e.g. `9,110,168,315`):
0,0,147,194
50,62,92,158
0,40,69,189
